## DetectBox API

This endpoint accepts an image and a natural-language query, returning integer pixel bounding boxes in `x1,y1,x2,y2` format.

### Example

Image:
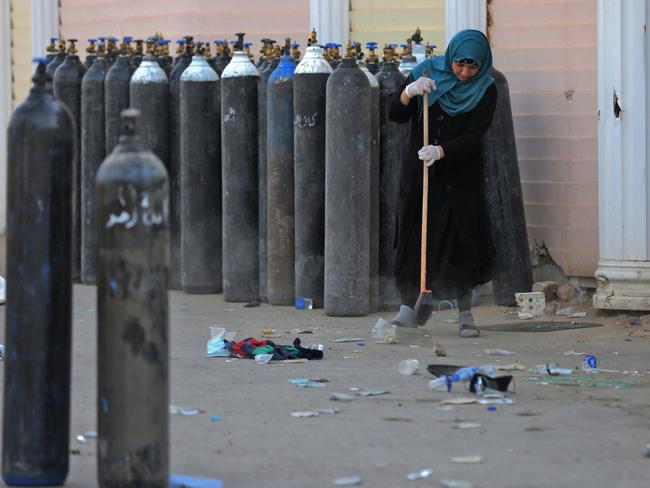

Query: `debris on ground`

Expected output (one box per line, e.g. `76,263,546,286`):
169,405,200,416
255,354,274,364
261,328,281,338
243,301,260,308
453,421,483,430
515,291,545,317
289,378,328,388
406,469,433,480
333,475,362,486
295,297,313,310
352,388,390,397
331,338,366,343
212,337,324,361
291,408,339,418
440,397,478,405
557,282,576,302
484,348,515,356
497,364,526,372
206,327,235,357
398,359,419,375
170,473,223,488
434,342,447,357
330,393,354,401
523,376,634,389
451,455,483,464
534,364,574,375
441,479,474,488
370,318,397,343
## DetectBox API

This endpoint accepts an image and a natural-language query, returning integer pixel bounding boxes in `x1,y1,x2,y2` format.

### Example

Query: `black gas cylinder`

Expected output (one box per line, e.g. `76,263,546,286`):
96,108,169,488
324,57,372,316
80,56,108,284
3,59,75,487
180,55,223,293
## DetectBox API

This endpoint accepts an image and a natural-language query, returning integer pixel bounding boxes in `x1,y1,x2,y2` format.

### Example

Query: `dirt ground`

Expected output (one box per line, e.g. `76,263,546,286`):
1,285,649,487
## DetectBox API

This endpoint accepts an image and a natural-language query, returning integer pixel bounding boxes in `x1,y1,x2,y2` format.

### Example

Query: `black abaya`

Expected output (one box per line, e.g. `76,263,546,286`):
388,75,498,306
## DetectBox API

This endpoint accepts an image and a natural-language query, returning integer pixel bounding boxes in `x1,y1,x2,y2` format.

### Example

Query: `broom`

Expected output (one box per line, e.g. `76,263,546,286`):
413,69,434,326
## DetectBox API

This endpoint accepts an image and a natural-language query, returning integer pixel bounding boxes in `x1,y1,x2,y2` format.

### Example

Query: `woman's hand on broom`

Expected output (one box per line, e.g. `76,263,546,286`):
405,77,437,98
418,145,444,166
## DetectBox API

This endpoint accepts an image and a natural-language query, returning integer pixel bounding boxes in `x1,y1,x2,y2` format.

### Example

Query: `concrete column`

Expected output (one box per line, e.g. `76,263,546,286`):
309,0,349,46
594,0,650,310
31,0,59,58
445,0,487,43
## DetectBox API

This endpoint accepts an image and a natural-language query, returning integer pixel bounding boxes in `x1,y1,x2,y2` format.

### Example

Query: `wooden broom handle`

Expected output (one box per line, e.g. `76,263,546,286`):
420,70,429,293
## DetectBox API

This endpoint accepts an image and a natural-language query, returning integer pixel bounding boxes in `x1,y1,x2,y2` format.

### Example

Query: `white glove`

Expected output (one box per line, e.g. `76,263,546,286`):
418,145,443,167
405,77,437,98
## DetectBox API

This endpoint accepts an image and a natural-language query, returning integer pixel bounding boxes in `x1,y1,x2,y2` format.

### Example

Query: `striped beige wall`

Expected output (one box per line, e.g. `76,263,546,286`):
488,0,598,278
10,0,32,107
59,0,310,59
350,0,445,53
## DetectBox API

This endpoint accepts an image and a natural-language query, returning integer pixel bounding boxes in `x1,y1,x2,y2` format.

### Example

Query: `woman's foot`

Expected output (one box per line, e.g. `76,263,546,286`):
391,305,417,328
459,310,480,338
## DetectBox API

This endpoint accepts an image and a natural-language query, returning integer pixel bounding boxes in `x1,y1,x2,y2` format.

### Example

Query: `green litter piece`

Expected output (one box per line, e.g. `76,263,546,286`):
522,375,634,389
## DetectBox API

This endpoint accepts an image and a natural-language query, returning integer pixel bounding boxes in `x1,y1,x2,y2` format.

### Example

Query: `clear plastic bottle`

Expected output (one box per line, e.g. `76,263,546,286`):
428,376,448,391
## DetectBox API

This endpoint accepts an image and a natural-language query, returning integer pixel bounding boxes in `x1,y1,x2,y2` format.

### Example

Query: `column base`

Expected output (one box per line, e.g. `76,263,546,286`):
593,260,650,310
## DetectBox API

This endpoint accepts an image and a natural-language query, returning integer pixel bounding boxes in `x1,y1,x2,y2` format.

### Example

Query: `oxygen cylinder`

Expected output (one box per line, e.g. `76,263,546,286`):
46,38,66,79
266,54,297,305
104,36,118,66
132,39,144,67
359,59,380,313
324,56,371,316
84,38,97,70
80,55,108,284
156,40,173,76
129,56,169,272
375,49,406,310
105,55,132,155
398,43,418,76
96,109,169,488
365,42,379,75
257,55,279,303
483,68,533,305
167,39,194,290
293,46,332,308
2,59,74,486
180,55,222,293
53,39,86,282
46,37,58,62
221,47,260,302
213,40,231,76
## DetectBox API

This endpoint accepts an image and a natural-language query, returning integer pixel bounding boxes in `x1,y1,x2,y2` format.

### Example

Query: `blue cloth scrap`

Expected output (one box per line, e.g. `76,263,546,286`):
170,474,223,488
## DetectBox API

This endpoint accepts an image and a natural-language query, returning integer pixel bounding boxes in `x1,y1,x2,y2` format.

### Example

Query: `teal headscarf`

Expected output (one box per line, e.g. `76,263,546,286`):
410,29,494,116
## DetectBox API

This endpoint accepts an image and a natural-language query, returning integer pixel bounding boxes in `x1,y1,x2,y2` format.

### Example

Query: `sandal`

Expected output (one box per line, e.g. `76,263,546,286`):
459,323,480,338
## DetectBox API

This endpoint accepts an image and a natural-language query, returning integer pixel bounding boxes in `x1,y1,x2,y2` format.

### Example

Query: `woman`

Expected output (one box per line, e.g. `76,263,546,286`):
388,29,497,337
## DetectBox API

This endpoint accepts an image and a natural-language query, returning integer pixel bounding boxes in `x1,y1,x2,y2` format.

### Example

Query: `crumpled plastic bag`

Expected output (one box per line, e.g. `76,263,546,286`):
206,327,236,357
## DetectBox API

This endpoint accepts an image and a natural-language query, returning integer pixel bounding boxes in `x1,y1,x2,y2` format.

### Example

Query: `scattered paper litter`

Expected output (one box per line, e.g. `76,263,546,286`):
451,455,483,464
75,435,87,444
291,411,320,418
